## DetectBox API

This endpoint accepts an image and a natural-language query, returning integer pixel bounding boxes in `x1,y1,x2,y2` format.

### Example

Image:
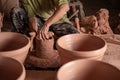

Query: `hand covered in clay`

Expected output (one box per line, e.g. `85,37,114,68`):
37,29,54,41
38,23,51,40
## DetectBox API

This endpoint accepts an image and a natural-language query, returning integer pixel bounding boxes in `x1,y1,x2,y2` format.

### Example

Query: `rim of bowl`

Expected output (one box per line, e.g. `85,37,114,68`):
57,59,120,79
56,34,107,55
0,56,26,80
0,32,30,53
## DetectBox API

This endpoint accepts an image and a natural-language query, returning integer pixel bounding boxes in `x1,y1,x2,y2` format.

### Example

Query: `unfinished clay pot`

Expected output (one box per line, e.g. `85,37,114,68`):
0,32,30,63
56,33,107,64
26,32,61,68
0,56,26,80
57,59,120,80
35,32,56,58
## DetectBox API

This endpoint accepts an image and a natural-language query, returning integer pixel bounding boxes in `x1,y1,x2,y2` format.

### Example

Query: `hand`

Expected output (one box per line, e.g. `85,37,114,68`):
38,23,50,40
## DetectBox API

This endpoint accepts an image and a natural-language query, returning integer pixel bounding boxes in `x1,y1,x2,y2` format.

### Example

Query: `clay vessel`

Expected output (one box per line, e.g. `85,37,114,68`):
57,59,120,80
35,32,56,58
56,33,107,64
26,32,61,68
0,56,26,80
0,32,30,63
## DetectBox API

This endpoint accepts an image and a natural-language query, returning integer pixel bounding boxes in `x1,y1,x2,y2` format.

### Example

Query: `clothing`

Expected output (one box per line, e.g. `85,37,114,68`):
22,0,70,24
10,7,79,37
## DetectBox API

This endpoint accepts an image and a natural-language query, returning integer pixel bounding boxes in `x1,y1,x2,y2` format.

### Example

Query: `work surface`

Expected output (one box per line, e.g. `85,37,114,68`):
25,34,120,80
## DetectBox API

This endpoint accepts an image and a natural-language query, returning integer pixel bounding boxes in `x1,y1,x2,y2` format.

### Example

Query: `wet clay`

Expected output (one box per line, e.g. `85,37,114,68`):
80,15,98,34
26,50,60,68
94,8,113,35
26,32,61,68
35,32,56,58
80,8,113,35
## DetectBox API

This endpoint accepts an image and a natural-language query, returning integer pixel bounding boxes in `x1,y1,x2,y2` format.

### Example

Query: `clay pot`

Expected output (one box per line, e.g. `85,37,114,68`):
57,59,120,80
0,56,26,80
0,32,30,63
56,33,107,64
35,32,56,59
26,32,61,68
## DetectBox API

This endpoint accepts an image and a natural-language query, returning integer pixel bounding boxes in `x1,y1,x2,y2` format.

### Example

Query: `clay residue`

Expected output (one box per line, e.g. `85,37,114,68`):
80,8,114,35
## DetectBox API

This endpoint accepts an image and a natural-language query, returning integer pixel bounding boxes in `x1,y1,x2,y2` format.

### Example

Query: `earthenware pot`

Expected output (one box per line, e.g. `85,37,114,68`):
56,33,107,64
0,32,30,63
0,56,26,80
57,59,120,80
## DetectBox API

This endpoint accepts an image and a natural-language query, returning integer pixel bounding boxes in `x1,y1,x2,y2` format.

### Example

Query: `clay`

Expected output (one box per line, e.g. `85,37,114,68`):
80,8,113,35
56,34,107,64
26,50,60,68
80,15,98,34
26,32,61,68
0,32,30,63
35,32,56,58
0,56,26,80
94,8,113,35
0,12,4,32
57,59,120,80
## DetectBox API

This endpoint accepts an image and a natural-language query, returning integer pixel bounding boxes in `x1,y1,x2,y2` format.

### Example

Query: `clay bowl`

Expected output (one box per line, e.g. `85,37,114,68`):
57,59,120,80
0,32,30,63
0,56,26,80
56,33,107,64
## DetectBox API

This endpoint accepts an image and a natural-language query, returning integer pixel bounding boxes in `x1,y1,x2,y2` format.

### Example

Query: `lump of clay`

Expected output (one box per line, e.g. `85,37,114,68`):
26,32,61,68
80,8,114,35
94,8,113,35
80,15,98,34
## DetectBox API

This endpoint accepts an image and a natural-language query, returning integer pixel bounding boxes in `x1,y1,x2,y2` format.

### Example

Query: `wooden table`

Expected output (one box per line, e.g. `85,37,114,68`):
25,34,120,80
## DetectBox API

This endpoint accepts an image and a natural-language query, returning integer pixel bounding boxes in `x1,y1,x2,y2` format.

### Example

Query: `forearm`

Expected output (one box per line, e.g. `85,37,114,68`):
28,16,38,32
44,4,70,27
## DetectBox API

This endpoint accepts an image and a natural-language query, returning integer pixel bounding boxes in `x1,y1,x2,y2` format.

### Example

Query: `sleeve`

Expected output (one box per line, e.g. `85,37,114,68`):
57,0,69,6
21,0,35,18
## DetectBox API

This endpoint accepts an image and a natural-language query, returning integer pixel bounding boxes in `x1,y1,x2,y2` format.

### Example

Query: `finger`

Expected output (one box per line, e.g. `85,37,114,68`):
48,32,53,39
41,31,47,40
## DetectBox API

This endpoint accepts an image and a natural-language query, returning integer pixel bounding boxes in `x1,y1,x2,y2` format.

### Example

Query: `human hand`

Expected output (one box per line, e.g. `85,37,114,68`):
38,24,53,40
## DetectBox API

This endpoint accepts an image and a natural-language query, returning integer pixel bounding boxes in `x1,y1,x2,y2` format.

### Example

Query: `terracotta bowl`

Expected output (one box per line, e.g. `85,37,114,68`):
56,34,107,64
57,59,120,80
0,32,30,63
0,56,26,80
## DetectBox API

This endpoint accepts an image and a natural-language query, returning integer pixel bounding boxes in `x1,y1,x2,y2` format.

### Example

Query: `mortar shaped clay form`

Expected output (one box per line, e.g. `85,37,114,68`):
0,32,30,63
26,32,61,68
56,33,107,64
0,56,26,80
57,59,120,80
